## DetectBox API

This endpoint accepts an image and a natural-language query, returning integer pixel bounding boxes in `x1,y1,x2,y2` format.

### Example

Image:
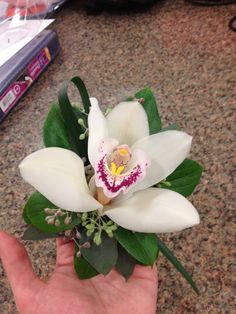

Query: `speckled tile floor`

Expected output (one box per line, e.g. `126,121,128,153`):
0,0,235,313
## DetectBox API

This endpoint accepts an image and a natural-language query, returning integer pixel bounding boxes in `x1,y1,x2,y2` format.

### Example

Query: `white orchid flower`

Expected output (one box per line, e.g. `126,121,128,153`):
19,98,200,233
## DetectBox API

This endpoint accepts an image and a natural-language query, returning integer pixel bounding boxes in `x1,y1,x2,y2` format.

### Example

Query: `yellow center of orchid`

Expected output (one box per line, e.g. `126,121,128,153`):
118,148,129,156
108,145,132,177
110,162,125,176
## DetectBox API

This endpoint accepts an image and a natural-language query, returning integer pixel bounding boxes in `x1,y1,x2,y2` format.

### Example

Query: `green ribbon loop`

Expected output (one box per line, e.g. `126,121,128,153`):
58,76,91,160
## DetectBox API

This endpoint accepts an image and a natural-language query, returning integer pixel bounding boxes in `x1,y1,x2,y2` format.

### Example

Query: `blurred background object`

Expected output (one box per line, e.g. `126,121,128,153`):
83,0,164,14
0,0,66,64
186,0,236,5
0,29,60,123
0,0,63,122
0,0,68,20
228,14,236,30
185,0,236,32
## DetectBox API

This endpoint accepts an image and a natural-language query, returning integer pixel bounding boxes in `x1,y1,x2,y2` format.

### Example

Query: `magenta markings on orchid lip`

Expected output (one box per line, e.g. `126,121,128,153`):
96,155,143,196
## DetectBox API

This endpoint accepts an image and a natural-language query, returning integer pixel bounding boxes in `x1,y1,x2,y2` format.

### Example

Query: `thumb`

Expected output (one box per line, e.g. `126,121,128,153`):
56,237,74,272
0,231,41,297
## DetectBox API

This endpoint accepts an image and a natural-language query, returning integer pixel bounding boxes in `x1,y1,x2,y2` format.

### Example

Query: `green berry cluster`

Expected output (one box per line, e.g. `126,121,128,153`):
80,212,117,246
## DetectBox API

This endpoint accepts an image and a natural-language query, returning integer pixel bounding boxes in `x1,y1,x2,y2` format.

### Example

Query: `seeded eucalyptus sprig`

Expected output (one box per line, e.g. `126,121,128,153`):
80,212,118,245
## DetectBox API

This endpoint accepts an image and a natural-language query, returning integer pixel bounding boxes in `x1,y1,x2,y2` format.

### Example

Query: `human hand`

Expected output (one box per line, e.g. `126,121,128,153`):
0,231,158,314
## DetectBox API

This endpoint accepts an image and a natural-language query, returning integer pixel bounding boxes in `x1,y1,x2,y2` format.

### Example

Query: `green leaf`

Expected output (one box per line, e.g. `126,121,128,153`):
24,192,80,233
43,104,72,150
58,77,91,159
22,208,31,224
22,225,59,240
156,236,199,295
115,244,136,279
158,159,203,197
81,233,118,275
74,248,99,279
135,88,162,134
114,228,158,265
161,123,181,132
71,77,91,115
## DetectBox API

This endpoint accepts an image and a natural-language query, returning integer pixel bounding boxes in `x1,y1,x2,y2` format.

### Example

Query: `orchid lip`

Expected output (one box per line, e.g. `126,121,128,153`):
95,139,150,199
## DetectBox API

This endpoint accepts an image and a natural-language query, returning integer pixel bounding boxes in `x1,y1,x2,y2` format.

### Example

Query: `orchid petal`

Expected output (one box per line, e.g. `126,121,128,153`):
105,188,199,233
19,147,102,212
99,137,119,155
88,97,108,168
88,175,96,197
106,101,149,146
131,131,192,193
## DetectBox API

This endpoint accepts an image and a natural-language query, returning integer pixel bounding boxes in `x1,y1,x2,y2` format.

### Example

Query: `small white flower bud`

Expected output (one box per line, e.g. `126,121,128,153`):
81,212,88,221
64,216,72,225
64,230,71,238
86,223,95,230
55,219,61,227
46,217,55,225
44,208,55,214
86,229,94,237
79,133,86,140
82,241,91,249
56,210,64,217
93,232,102,246
76,230,81,239
78,118,84,125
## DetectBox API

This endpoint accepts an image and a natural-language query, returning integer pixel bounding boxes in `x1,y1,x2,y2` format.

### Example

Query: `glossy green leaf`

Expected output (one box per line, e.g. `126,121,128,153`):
58,77,90,159
81,233,118,275
74,248,99,279
156,236,199,295
114,228,158,265
43,104,72,150
115,244,136,279
24,191,80,233
135,88,162,134
158,159,203,197
22,225,59,240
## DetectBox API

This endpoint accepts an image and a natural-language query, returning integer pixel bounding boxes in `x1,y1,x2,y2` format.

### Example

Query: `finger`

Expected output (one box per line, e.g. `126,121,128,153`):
0,231,41,295
129,264,158,305
56,237,74,270
130,264,158,283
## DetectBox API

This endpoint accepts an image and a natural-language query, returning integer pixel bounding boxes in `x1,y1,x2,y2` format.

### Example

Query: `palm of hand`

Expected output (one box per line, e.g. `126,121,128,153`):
0,233,158,314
